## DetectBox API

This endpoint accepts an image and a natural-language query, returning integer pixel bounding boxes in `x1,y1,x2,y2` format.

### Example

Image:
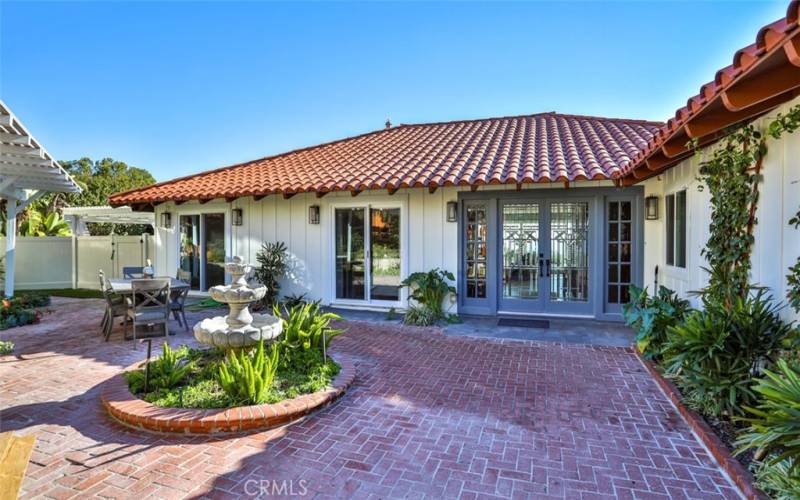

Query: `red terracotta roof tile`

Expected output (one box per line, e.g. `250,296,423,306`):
625,0,800,180
110,113,660,206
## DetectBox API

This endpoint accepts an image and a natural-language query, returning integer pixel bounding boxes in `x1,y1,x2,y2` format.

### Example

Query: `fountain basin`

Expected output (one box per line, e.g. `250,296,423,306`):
194,313,282,350
209,284,266,304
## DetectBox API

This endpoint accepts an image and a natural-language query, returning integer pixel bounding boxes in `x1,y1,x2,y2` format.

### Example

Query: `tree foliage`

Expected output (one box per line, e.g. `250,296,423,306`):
60,157,156,235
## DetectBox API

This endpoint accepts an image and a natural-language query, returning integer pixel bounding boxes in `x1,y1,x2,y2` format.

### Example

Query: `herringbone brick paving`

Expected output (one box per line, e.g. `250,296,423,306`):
0,298,739,499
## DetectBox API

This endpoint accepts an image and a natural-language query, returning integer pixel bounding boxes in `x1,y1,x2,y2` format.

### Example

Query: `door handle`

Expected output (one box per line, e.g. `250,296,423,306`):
546,259,551,277
538,258,544,277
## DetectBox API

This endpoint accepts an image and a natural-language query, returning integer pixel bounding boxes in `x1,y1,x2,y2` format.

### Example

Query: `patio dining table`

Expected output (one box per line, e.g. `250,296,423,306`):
107,278,190,295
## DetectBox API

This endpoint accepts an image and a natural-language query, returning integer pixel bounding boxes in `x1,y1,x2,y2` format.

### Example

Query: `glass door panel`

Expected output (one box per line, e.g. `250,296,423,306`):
179,215,201,289
203,213,226,289
370,208,401,301
607,200,633,305
179,213,225,291
502,203,540,300
335,208,366,300
464,204,488,299
549,202,589,303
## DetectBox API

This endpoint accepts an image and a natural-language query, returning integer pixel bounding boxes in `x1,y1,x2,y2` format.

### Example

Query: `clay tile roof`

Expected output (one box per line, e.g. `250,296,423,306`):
624,0,800,182
109,112,661,206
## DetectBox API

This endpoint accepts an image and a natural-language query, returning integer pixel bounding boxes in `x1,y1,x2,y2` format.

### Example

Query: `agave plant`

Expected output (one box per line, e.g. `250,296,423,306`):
217,340,279,405
275,302,342,351
127,343,192,393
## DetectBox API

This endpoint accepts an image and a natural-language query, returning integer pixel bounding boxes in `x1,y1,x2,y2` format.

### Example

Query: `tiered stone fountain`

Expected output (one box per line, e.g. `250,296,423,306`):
193,256,282,350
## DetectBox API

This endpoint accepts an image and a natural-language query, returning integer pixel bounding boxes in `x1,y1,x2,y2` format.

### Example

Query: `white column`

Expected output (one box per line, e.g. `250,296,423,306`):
5,198,17,297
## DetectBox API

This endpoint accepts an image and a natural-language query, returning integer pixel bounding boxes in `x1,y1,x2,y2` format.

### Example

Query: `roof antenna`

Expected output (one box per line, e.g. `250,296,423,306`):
385,118,392,129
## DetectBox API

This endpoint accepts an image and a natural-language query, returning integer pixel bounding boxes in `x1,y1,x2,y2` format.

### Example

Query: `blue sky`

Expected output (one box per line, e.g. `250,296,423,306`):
0,1,788,182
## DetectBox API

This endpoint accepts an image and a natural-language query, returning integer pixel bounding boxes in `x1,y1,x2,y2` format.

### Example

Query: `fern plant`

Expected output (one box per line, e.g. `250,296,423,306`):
217,340,279,405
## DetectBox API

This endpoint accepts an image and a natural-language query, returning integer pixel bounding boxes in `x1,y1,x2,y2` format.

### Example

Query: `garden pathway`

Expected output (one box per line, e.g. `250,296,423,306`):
0,298,740,499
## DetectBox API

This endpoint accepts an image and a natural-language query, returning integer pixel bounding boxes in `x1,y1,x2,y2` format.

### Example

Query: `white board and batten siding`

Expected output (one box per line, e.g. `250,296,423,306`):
153,188,461,310
153,182,624,312
642,96,800,323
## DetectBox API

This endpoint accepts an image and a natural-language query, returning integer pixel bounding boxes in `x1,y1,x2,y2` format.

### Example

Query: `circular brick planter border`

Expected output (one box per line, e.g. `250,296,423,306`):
635,352,767,500
101,354,355,434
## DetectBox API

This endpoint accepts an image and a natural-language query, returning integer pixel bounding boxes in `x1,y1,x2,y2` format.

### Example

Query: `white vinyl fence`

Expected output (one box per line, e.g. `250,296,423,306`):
2,234,154,291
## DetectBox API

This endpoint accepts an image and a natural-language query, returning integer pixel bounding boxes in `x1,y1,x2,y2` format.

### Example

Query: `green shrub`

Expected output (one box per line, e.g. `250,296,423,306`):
217,340,279,405
403,306,439,327
753,459,800,500
281,293,317,310
661,290,796,418
736,358,800,464
623,285,691,360
400,269,456,326
0,340,13,355
275,302,342,352
0,292,50,330
127,343,193,393
254,241,289,308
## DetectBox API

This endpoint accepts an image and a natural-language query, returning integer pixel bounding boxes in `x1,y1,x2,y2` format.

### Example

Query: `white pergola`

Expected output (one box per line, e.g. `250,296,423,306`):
62,206,154,235
0,100,81,297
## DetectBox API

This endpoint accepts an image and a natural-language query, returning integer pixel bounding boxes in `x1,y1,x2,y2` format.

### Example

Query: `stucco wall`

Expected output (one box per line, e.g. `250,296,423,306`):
642,96,800,323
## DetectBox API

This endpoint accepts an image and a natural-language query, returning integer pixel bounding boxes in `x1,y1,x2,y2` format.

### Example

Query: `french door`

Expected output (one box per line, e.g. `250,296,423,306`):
499,200,591,314
333,205,402,305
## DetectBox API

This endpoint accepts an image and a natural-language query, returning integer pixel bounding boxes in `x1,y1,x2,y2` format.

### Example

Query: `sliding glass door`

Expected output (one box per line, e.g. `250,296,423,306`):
334,204,402,305
179,213,226,291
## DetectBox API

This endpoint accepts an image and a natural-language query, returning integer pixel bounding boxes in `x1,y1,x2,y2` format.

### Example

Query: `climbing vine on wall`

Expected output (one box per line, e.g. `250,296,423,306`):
694,104,800,306
788,207,800,313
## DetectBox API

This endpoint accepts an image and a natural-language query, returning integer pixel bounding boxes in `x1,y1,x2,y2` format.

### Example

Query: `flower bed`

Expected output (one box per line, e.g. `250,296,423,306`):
102,353,355,434
0,292,49,330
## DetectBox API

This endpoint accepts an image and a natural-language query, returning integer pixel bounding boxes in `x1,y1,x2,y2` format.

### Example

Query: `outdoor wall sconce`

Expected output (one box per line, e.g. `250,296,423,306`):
232,208,243,226
446,201,458,222
645,195,659,220
160,212,172,228
308,205,320,225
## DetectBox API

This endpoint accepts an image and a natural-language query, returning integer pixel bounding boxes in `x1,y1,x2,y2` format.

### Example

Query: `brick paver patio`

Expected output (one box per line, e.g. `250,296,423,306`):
1,298,740,499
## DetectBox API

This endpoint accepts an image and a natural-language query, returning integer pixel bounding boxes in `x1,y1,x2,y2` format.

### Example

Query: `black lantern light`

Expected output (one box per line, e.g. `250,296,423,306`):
308,205,320,225
446,201,458,222
160,212,172,228
232,208,243,226
645,195,659,220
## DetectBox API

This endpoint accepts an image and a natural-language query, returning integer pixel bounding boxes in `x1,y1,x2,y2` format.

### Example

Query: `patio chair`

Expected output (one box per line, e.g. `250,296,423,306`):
102,287,129,341
124,278,171,344
170,286,190,331
122,266,144,279
99,269,126,338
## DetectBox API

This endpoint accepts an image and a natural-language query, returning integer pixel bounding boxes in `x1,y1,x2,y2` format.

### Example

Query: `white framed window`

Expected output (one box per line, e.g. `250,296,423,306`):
665,190,687,268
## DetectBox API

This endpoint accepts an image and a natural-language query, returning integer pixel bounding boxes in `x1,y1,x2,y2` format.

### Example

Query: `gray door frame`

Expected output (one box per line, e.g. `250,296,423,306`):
457,186,644,321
